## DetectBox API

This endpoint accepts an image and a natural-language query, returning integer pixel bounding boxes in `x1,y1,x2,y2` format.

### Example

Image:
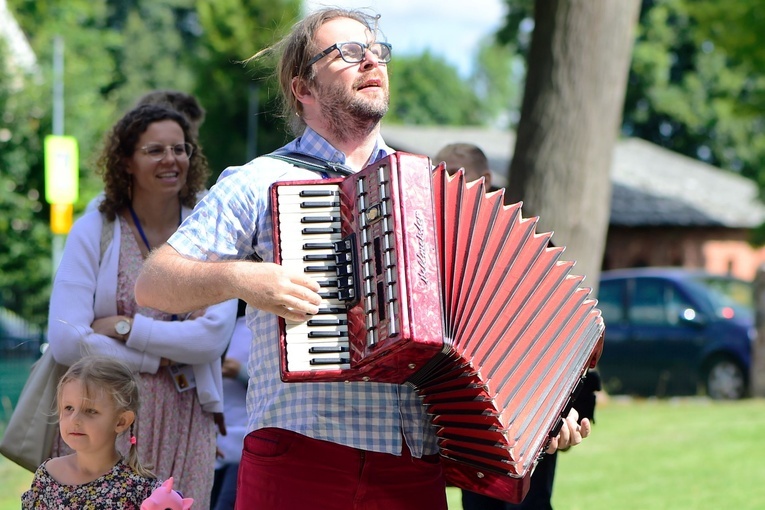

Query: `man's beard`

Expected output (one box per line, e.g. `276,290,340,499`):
316,78,389,142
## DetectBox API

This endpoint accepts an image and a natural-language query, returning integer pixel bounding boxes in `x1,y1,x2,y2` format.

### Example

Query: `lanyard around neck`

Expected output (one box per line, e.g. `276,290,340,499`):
128,204,181,250
127,204,180,321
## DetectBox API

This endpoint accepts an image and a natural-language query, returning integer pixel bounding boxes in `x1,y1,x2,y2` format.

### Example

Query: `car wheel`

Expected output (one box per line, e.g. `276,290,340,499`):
704,357,747,400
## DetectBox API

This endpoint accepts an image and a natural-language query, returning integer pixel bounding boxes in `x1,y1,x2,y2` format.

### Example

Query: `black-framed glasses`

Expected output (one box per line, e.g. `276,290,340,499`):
306,41,392,68
140,143,194,162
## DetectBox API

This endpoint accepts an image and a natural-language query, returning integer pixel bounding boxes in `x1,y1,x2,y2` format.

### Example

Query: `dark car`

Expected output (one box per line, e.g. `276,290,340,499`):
596,268,754,400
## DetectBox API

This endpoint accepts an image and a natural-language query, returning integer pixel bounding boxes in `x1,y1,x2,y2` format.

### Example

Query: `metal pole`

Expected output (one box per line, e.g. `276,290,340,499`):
52,36,65,275
53,36,63,136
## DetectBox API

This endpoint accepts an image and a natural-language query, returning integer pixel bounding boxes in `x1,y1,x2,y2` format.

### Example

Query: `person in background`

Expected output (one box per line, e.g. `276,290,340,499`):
210,300,250,510
434,142,493,185
22,356,160,508
47,103,238,507
435,142,602,510
135,90,206,139
86,90,207,214
134,8,590,509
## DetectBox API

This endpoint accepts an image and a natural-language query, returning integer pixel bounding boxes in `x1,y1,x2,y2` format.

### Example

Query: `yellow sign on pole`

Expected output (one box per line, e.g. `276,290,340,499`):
44,135,79,204
50,203,73,235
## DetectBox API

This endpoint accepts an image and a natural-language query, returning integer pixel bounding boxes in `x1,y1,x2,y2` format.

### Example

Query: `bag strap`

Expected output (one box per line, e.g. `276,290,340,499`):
266,152,354,178
100,215,114,264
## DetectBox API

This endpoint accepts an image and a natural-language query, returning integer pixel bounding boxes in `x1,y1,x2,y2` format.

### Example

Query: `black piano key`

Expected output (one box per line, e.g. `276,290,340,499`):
308,345,350,353
303,227,341,234
304,242,335,250
316,307,345,314
317,280,337,288
310,357,350,365
304,254,335,261
300,189,337,197
308,330,349,338
300,201,340,208
318,291,340,300
301,216,339,223
305,265,338,273
307,318,348,327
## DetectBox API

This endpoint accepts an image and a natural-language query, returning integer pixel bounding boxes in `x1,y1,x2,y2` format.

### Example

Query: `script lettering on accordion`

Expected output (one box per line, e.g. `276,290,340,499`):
414,210,430,285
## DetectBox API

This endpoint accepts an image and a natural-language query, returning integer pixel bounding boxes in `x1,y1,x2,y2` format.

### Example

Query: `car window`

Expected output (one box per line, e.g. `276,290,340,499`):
691,276,753,321
597,280,625,323
630,278,695,326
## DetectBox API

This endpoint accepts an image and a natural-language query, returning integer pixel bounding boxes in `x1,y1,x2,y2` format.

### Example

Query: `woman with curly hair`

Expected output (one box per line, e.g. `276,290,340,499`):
47,104,237,508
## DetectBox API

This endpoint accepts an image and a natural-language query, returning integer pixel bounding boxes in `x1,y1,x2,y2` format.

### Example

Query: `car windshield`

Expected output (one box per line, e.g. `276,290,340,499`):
688,276,753,322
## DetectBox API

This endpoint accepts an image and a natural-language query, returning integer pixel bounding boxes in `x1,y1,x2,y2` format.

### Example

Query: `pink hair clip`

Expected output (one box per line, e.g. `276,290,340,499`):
130,436,137,445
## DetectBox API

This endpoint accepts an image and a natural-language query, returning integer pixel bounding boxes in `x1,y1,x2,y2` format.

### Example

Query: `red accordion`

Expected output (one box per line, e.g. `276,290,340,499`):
271,152,604,503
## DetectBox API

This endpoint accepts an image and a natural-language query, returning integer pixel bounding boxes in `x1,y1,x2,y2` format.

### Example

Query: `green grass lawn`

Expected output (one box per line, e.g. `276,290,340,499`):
2,397,764,509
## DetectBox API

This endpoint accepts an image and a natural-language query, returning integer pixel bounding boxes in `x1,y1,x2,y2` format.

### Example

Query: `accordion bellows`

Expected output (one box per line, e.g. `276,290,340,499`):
271,152,605,503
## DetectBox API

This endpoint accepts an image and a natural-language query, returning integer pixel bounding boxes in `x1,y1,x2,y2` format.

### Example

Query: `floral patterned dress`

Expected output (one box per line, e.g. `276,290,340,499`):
21,459,159,509
51,216,216,507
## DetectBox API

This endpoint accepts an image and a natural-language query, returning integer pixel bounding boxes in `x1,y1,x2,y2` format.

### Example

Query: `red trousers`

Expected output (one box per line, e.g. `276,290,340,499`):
235,428,447,510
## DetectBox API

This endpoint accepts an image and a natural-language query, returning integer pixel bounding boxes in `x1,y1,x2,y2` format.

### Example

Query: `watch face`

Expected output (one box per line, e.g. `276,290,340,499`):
116,320,131,335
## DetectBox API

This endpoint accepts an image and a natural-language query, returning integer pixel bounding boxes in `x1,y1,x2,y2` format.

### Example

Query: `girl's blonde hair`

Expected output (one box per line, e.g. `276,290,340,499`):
57,355,155,478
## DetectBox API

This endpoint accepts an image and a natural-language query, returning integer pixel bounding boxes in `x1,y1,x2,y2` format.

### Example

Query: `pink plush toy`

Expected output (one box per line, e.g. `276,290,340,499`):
141,477,194,510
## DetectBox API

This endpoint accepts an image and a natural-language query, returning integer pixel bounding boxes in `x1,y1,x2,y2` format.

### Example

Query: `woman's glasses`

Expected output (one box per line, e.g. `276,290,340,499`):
140,143,194,162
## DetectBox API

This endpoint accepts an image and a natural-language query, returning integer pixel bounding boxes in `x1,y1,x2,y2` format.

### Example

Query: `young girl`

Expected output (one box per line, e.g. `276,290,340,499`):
22,355,160,509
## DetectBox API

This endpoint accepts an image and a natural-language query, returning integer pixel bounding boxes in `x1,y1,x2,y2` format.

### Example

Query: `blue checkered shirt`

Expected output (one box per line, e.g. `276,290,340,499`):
169,127,439,457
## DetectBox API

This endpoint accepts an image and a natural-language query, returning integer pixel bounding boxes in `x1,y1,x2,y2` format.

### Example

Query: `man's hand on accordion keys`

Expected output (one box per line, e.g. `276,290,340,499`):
240,262,322,321
545,408,591,454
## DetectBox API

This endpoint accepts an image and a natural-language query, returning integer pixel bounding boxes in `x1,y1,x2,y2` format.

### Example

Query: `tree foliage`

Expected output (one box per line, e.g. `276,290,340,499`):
622,0,765,186
2,0,301,326
192,0,301,173
1,0,531,326
387,50,483,126
0,38,52,325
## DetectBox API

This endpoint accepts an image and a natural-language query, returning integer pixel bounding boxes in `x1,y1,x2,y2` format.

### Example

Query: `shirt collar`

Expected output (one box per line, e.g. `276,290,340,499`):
278,126,394,171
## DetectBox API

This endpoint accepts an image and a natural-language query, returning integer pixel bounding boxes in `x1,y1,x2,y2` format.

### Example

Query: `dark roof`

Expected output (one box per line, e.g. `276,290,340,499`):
609,183,724,227
380,124,765,229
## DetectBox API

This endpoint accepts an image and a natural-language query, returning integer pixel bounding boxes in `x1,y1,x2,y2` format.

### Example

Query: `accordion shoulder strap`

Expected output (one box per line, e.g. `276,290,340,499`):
266,152,353,178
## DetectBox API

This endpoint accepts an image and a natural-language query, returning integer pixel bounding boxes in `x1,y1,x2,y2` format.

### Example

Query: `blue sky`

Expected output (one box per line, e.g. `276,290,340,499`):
304,1,507,77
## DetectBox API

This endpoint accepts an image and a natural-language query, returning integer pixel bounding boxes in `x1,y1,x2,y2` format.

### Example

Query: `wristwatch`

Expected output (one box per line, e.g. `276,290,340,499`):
115,319,132,338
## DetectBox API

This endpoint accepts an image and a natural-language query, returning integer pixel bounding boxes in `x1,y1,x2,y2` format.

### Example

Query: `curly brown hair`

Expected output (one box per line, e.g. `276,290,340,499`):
96,104,210,221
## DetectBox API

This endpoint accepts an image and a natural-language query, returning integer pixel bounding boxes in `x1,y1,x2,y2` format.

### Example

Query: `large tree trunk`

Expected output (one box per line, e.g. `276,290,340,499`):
506,0,641,292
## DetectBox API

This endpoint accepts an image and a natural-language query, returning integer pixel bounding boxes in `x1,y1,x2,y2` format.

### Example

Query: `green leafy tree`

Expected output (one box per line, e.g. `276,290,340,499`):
0,38,52,326
4,0,301,324
470,39,525,129
622,1,763,180
192,0,301,176
387,50,483,126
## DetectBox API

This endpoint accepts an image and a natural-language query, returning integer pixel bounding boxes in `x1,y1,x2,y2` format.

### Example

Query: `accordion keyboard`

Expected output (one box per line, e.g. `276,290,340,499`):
276,184,352,372
272,153,445,383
